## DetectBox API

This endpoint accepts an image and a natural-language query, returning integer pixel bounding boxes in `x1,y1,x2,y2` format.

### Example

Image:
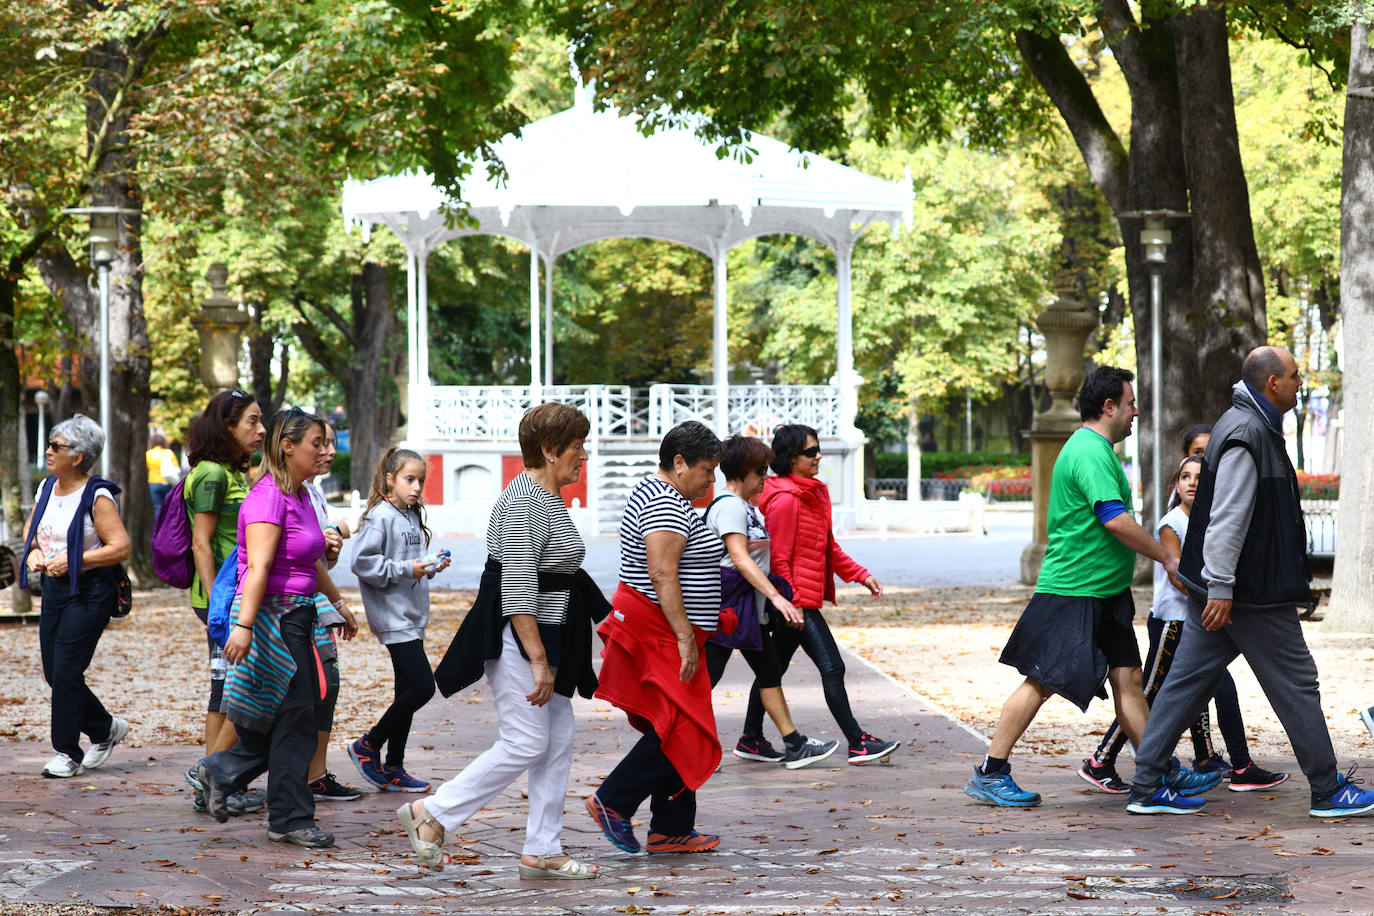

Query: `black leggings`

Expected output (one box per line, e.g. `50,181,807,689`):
1095,616,1249,769
365,639,435,767
743,608,863,746
704,617,784,690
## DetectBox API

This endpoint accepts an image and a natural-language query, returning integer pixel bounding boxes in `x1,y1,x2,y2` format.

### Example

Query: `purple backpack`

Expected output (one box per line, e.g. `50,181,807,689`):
151,477,194,588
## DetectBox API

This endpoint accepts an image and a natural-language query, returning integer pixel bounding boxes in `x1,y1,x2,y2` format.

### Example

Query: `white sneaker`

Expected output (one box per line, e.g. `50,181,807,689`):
82,716,130,769
42,753,85,778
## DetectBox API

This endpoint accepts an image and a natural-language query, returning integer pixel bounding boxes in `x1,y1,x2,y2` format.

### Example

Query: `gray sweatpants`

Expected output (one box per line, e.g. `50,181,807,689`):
1131,593,1339,799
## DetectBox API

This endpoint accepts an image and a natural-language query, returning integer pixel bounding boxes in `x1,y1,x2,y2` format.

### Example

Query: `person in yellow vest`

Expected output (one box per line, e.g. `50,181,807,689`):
146,435,179,519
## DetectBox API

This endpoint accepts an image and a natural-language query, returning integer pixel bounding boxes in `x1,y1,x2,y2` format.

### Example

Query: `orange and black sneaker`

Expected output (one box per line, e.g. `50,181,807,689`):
645,831,721,855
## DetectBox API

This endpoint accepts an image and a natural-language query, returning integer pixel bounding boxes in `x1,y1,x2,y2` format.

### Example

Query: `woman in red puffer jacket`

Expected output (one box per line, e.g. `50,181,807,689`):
735,424,900,766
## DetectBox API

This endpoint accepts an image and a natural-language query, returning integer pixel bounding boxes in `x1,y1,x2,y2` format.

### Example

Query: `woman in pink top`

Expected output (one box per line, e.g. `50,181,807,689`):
187,408,353,849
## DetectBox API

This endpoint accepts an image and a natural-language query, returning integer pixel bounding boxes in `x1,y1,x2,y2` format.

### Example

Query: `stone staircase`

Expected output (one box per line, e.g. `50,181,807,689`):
594,438,660,533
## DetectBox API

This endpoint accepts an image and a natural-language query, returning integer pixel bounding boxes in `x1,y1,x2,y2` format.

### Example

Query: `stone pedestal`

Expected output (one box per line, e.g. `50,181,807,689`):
194,263,249,393
1020,276,1097,585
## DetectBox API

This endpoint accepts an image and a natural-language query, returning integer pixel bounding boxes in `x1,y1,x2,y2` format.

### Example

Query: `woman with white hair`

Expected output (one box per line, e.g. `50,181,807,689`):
19,414,132,778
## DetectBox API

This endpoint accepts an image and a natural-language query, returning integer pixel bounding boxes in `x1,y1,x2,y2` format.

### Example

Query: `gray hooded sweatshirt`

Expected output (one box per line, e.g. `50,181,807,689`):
351,499,431,645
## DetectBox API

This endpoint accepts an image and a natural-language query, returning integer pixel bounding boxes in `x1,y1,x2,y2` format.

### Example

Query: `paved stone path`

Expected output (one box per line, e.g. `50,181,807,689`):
2,644,1369,914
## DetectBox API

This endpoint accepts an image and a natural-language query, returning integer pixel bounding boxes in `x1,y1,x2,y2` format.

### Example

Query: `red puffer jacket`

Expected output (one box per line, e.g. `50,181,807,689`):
759,474,869,609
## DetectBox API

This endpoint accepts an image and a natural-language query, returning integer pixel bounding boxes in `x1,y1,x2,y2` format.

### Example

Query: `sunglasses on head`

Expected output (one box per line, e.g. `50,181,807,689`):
221,388,248,418
799,446,822,458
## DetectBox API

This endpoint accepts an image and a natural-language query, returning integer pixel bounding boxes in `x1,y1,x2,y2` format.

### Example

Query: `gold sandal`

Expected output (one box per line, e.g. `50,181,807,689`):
396,801,445,870
517,855,601,879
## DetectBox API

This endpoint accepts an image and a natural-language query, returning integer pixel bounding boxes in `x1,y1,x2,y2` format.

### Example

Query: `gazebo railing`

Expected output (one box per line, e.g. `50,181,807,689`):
649,384,715,435
727,384,840,439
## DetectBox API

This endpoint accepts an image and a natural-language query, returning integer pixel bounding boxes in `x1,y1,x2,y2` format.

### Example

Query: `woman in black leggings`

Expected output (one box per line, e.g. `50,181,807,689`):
703,435,837,769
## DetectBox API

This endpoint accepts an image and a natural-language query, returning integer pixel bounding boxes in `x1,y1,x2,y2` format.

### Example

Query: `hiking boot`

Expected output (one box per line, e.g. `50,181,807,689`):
732,734,784,763
42,753,84,779
228,788,266,814
1228,762,1289,792
188,760,230,823
783,738,840,770
1126,785,1207,815
1162,756,1223,796
81,716,129,770
646,831,721,854
348,736,390,788
1310,767,1374,818
310,772,364,801
268,826,335,848
963,763,1040,807
1077,758,1129,794
379,764,431,793
585,793,639,853
184,765,209,812
848,733,900,764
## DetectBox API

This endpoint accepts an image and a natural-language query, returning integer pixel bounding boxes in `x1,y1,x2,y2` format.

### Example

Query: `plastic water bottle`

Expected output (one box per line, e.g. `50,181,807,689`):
419,548,451,570
210,644,228,681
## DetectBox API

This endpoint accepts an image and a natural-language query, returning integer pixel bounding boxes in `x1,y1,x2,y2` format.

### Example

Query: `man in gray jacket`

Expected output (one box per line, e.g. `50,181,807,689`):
1126,347,1374,818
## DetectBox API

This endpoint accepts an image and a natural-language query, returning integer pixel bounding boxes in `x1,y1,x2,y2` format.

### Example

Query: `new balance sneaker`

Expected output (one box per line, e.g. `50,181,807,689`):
1310,768,1374,818
379,764,431,793
227,788,266,814
1228,762,1289,792
1360,706,1374,741
585,793,640,853
1192,753,1233,778
1077,758,1129,794
1126,784,1207,815
41,753,84,779
848,733,900,764
268,826,335,848
963,763,1041,807
783,738,839,770
1162,756,1224,796
733,734,784,763
310,772,364,801
646,831,721,854
81,716,129,770
348,736,390,788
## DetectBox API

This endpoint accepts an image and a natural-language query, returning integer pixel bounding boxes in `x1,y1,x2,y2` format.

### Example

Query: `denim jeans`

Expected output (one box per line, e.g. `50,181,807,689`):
40,572,116,761
742,608,863,745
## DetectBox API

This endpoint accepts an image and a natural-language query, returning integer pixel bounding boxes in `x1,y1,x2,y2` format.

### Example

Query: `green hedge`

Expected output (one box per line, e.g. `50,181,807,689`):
871,451,1031,478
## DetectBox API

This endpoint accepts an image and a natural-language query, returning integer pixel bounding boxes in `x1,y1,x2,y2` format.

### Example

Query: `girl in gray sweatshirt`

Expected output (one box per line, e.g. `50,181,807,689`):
346,448,450,793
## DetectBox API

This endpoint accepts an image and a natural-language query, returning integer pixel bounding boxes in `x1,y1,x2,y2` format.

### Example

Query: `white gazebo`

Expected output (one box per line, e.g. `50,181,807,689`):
343,86,912,535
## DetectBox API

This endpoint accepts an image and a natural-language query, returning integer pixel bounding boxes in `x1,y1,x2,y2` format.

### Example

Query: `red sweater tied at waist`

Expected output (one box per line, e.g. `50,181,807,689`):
595,583,721,791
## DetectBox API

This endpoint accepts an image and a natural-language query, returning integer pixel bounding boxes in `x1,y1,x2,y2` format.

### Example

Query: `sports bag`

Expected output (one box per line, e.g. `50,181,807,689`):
150,477,193,588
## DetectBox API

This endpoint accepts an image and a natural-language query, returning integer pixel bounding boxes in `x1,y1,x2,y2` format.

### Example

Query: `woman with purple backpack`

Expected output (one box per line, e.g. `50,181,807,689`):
181,389,264,812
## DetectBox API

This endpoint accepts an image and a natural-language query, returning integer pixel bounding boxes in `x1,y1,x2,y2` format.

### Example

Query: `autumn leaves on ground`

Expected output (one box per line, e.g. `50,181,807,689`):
4,585,1372,768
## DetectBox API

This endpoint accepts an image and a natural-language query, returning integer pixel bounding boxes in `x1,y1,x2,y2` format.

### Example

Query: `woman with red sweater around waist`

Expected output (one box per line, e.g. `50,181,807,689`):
738,424,899,765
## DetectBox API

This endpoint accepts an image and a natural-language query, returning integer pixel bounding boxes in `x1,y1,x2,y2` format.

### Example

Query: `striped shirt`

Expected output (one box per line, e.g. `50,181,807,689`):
486,472,586,625
619,475,724,628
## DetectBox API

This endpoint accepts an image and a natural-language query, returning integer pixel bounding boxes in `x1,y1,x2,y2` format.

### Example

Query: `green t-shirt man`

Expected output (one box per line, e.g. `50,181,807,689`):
184,461,248,610
1035,426,1135,598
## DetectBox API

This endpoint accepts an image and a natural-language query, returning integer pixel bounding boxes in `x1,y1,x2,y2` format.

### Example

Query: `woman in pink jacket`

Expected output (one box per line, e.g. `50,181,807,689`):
735,424,900,765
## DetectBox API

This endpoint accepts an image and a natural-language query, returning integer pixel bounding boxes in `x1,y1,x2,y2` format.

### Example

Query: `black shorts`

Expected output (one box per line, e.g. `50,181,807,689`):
999,589,1140,711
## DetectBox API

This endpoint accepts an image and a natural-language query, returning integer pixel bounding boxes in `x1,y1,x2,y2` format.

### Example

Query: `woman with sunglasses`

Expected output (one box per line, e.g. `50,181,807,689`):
183,390,265,784
19,414,132,778
744,425,899,765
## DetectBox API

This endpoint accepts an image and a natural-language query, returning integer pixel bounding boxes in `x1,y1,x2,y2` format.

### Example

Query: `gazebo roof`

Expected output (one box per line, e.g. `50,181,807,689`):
342,88,913,259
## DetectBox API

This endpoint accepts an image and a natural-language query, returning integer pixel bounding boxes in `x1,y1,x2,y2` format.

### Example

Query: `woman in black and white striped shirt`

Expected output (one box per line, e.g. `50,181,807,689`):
398,403,601,880
586,421,727,856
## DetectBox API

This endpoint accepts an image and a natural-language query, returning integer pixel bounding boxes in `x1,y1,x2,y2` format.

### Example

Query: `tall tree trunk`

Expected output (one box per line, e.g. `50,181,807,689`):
1326,9,1374,631
247,301,278,418
1,275,33,613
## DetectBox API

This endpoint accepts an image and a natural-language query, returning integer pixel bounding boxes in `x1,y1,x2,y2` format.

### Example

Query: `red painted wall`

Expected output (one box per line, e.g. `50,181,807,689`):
501,455,589,508
423,454,443,506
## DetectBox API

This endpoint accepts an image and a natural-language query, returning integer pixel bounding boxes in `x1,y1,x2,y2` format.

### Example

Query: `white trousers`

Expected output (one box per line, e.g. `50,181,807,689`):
425,624,575,856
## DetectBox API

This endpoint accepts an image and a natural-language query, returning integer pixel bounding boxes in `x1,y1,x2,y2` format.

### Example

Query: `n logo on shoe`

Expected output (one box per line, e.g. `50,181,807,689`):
1339,787,1360,805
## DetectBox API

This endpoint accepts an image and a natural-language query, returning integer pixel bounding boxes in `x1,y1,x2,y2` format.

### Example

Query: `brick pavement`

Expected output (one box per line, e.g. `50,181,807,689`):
2,644,1369,915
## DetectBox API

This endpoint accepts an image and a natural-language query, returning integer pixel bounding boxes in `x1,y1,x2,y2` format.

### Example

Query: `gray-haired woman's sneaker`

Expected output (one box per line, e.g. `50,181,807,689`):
783,738,840,770
267,826,335,848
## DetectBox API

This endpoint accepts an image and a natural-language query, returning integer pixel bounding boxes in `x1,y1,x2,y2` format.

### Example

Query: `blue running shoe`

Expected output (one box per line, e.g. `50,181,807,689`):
1310,767,1374,818
379,764,431,793
963,763,1041,807
348,736,389,789
585,793,640,852
1126,784,1207,815
1162,756,1224,796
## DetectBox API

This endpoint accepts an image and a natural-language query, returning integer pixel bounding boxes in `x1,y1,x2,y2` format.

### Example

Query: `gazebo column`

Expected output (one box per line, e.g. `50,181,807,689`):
404,249,419,439
417,250,431,384
544,253,556,385
834,237,864,510
711,246,729,437
528,238,542,396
